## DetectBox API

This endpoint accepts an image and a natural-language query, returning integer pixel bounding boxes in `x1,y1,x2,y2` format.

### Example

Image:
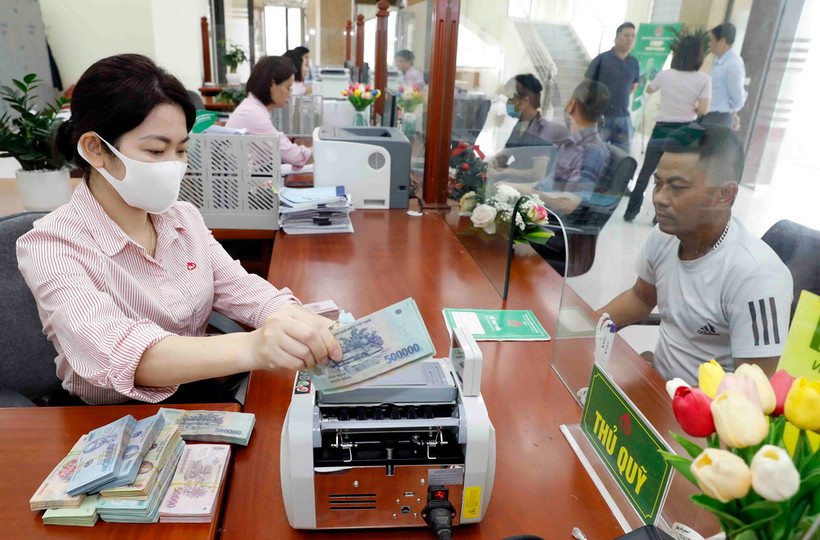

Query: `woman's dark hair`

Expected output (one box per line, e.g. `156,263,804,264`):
513,74,543,110
291,46,310,56
246,56,296,105
283,50,305,82
671,35,705,71
54,54,196,178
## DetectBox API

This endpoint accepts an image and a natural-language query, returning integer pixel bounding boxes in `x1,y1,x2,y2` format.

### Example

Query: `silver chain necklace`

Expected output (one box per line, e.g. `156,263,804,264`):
711,221,730,252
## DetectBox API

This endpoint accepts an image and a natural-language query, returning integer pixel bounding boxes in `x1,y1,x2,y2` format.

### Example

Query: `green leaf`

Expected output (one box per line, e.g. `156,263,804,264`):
732,531,761,540
796,469,820,499
737,500,781,531
23,73,37,84
670,431,705,459
798,440,820,476
658,450,697,485
690,494,746,529
13,78,27,92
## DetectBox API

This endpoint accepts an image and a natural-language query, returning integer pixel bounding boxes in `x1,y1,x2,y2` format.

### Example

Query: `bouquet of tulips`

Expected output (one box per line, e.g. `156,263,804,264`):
661,361,819,540
341,83,380,112
463,184,554,245
396,85,424,113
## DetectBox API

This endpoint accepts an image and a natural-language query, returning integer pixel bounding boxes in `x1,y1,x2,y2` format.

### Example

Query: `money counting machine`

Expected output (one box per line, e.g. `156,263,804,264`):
281,329,496,533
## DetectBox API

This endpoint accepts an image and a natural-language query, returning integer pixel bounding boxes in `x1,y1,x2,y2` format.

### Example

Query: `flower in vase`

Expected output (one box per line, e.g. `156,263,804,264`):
470,204,497,234
783,377,820,431
494,183,520,203
750,445,800,502
526,203,549,226
690,448,752,503
459,191,478,213
698,359,726,398
711,391,769,448
734,363,776,414
672,386,715,438
770,369,796,417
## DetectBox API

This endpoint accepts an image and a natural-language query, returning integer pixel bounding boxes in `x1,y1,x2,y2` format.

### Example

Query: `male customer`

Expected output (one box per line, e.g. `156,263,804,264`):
597,124,792,384
702,23,747,129
585,22,640,152
394,49,425,90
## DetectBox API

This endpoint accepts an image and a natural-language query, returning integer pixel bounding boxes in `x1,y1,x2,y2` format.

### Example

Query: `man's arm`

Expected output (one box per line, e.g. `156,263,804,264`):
596,277,658,328
631,82,639,94
726,63,747,112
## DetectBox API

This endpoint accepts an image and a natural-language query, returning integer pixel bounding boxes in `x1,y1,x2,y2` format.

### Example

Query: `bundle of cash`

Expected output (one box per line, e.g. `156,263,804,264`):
158,408,256,446
67,415,136,496
42,495,100,527
159,444,231,523
95,414,165,493
97,440,185,524
100,424,182,500
311,298,435,392
303,299,340,321
30,435,88,511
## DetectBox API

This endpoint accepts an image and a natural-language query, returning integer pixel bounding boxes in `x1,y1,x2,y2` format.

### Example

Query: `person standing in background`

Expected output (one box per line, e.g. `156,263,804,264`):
702,23,747,129
585,22,640,153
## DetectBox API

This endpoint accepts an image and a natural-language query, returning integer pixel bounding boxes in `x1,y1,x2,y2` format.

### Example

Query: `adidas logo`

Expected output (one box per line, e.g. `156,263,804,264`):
697,323,720,336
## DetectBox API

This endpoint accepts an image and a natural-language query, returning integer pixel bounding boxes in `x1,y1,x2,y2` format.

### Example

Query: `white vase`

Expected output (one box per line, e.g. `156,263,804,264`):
15,168,73,211
226,71,241,85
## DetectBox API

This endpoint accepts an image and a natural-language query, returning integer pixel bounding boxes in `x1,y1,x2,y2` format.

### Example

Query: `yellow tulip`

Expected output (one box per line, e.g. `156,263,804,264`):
354,88,361,97
690,448,752,502
750,445,800,502
711,391,769,448
698,360,726,398
784,378,820,431
734,363,776,414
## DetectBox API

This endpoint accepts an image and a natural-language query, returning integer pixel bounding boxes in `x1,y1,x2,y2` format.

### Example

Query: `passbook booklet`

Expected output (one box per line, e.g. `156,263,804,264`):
442,308,550,341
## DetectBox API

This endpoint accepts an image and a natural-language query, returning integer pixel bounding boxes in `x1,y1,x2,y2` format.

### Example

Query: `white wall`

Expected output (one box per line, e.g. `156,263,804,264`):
39,0,209,91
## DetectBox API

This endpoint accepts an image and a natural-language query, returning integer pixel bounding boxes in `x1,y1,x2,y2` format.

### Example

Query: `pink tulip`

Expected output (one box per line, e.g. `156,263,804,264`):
716,373,761,410
673,386,716,438
769,370,795,417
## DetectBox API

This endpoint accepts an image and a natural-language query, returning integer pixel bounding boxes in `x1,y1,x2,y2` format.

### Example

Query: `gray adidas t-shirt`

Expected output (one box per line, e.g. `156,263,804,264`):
637,217,793,385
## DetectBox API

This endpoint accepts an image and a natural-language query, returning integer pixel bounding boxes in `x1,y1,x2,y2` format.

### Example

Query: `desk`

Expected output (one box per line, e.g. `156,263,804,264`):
1,402,239,539
221,210,638,538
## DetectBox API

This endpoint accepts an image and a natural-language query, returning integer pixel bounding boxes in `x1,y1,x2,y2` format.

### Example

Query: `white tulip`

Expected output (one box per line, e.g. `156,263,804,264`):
666,377,690,399
750,445,800,502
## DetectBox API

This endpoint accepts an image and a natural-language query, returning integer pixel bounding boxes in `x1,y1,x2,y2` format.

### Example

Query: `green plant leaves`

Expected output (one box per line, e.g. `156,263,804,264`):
658,450,697,485
670,431,705,459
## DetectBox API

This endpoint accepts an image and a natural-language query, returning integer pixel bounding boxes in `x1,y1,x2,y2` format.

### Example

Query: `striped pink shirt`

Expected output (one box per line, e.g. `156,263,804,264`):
17,180,298,405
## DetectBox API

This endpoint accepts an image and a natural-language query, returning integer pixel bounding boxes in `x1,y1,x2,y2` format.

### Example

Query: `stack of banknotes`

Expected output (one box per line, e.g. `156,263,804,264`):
158,408,256,446
29,435,88,511
67,415,137,496
95,414,165,492
311,298,436,392
42,495,100,527
303,299,340,321
158,444,231,523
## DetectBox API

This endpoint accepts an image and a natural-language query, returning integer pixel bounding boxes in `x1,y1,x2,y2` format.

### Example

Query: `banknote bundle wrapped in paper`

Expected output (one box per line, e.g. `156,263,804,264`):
158,444,231,523
158,408,256,446
311,298,435,392
30,435,88,511
99,424,182,500
67,415,137,496
42,495,100,527
96,440,185,523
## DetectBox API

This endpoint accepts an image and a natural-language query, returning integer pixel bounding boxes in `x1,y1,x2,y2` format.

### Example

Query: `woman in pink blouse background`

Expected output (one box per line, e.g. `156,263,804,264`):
17,54,339,405
225,56,312,167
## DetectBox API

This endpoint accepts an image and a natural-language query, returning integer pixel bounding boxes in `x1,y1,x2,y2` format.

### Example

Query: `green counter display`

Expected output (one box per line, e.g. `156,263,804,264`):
442,309,550,341
580,364,673,525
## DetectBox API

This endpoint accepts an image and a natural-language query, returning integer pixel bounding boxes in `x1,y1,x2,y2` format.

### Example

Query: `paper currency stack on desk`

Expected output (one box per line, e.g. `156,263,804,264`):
310,297,435,392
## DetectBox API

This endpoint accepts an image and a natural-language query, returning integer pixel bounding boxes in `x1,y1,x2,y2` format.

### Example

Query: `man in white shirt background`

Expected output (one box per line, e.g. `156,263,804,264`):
702,23,747,130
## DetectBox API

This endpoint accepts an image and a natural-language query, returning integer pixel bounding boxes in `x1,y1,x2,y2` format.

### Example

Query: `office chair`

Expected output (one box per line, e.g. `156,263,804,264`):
187,89,205,111
535,143,638,277
761,219,820,319
0,212,63,407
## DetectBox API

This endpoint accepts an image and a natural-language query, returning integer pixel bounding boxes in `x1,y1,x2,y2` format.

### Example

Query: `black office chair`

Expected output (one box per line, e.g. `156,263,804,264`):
187,89,205,111
761,219,820,319
0,212,63,407
535,143,638,277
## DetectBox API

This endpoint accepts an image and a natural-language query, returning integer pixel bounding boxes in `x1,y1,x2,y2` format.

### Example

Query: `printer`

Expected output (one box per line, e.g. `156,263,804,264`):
313,66,352,99
313,126,411,209
281,328,496,531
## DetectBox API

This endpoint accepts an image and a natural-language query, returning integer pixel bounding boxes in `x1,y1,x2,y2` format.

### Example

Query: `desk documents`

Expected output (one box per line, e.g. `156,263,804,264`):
311,298,435,392
279,186,354,234
443,308,550,341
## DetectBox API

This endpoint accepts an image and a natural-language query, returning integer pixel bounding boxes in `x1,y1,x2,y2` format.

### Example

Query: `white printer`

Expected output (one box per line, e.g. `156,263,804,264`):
312,126,411,209
281,329,496,532
313,66,352,99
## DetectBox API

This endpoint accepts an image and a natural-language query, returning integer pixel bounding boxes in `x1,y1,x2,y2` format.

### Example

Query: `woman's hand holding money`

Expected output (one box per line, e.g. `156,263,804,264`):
250,304,342,371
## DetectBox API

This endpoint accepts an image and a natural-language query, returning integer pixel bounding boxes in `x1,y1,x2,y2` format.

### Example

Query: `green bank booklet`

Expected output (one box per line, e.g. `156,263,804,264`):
442,309,550,341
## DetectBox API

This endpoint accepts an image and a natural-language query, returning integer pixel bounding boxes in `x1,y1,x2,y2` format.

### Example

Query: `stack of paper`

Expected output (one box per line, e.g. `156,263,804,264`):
278,186,354,234
158,444,231,523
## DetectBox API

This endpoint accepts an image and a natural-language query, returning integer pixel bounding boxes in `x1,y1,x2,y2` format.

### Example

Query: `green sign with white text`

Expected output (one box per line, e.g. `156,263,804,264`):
580,364,672,524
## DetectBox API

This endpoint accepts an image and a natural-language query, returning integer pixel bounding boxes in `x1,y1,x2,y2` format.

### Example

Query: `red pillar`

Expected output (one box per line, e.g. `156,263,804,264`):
355,14,365,74
345,20,352,63
374,1,389,118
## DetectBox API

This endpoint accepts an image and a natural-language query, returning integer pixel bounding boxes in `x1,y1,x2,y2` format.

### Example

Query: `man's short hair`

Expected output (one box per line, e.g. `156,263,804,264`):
661,123,744,185
711,23,737,45
514,74,543,108
395,49,415,64
571,80,610,123
616,22,635,36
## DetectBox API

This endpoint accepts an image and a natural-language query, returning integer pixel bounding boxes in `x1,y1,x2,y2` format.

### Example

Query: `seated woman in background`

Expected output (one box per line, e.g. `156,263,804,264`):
17,53,339,405
283,49,310,95
225,56,312,167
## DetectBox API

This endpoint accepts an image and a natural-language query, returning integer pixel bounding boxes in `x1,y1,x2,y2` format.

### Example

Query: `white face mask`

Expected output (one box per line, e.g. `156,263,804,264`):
77,133,187,214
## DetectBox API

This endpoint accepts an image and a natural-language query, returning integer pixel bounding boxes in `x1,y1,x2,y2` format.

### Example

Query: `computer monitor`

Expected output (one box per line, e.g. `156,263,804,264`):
381,89,398,127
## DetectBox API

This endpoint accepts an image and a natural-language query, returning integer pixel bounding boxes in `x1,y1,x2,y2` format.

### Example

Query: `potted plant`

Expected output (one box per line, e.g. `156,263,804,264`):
0,74,72,210
220,40,248,84
216,84,247,110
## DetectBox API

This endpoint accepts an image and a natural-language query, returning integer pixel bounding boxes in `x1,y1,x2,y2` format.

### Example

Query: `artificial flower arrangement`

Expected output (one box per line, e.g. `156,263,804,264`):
396,85,424,113
461,183,555,246
661,361,819,540
341,83,380,112
448,141,488,201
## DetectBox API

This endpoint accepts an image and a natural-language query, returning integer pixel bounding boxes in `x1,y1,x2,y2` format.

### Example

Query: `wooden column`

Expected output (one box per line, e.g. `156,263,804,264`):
355,14,365,71
422,0,460,207
345,20,352,63
374,1,389,118
201,17,212,83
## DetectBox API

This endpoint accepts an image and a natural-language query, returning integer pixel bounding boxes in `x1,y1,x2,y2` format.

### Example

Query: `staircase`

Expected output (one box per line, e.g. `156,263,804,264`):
531,22,590,112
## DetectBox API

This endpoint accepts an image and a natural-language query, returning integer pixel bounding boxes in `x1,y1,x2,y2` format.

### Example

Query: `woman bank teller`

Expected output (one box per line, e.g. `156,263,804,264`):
224,55,312,167
16,54,340,406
